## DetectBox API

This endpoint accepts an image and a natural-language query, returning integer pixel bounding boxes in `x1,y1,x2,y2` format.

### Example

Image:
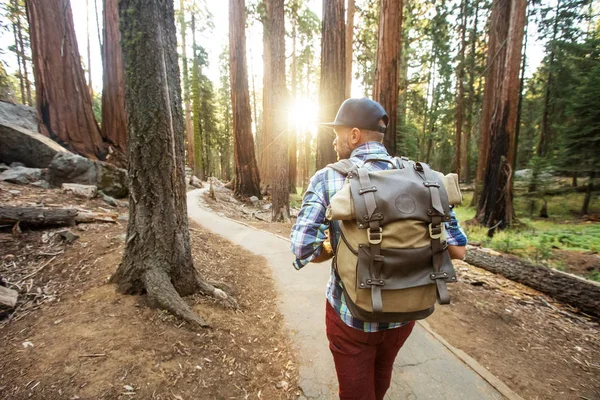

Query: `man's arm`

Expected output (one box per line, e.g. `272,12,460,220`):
445,208,468,260
290,172,330,269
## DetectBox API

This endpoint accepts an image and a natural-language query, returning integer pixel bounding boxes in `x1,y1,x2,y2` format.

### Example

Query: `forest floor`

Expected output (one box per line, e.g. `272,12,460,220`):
201,187,600,400
0,182,299,400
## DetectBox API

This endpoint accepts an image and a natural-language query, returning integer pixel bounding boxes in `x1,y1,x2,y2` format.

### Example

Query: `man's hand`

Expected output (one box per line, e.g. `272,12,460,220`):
311,241,334,263
448,245,466,260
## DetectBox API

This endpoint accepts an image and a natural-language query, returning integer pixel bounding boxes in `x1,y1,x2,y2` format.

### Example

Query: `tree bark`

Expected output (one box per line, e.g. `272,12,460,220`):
267,0,290,222
289,18,298,193
465,248,600,318
476,0,526,233
454,0,467,178
86,0,93,98
513,5,529,172
345,0,355,98
372,0,402,156
260,7,274,188
582,171,595,215
317,0,346,169
179,0,194,169
101,0,128,157
112,0,232,328
26,0,106,160
229,0,262,198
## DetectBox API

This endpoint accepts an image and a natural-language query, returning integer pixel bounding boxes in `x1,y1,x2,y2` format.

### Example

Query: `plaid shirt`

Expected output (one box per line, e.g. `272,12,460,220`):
290,142,468,332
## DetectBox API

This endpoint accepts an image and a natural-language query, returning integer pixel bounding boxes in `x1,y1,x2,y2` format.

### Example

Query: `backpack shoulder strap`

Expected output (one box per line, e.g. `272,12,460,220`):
327,159,356,176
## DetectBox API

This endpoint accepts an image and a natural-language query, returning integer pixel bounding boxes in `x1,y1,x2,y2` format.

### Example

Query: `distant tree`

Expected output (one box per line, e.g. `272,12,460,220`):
372,0,403,156
101,0,127,162
5,0,32,105
316,0,345,170
229,0,262,197
26,0,106,159
354,0,379,94
179,0,194,169
345,0,355,98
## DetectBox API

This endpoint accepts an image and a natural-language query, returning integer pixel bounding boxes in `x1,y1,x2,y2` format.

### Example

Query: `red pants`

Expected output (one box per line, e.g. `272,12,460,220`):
325,301,415,400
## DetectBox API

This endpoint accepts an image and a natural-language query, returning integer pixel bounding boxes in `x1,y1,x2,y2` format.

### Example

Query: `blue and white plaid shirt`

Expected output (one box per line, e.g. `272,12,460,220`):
290,142,468,332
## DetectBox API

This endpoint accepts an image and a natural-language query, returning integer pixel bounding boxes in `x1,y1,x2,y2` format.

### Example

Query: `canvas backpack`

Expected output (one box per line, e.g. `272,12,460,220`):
325,157,463,323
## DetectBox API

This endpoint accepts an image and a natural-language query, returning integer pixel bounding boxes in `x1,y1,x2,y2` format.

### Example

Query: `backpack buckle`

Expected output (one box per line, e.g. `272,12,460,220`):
367,227,383,244
428,223,442,239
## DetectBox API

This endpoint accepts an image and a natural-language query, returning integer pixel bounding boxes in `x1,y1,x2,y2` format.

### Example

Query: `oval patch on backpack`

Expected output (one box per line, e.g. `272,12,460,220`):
395,194,416,214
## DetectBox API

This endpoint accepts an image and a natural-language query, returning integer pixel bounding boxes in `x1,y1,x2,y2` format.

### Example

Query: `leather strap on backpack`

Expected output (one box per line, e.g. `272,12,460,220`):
419,162,451,305
327,159,356,176
357,168,385,313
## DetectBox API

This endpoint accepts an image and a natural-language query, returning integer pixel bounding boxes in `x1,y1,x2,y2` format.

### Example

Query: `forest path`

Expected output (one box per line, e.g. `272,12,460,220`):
187,189,521,400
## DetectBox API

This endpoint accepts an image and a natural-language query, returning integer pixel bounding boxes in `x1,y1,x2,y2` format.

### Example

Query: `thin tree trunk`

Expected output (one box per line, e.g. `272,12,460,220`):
289,21,298,194
454,0,468,177
372,0,403,156
513,4,529,172
582,171,595,215
268,0,289,221
464,0,480,184
14,0,32,106
476,0,526,233
179,0,194,169
249,47,260,162
26,0,106,160
191,14,204,180
86,0,93,98
316,0,346,170
12,14,26,105
303,52,311,191
538,0,561,160
112,0,233,328
230,0,261,198
345,0,355,98
101,0,127,159
260,10,273,188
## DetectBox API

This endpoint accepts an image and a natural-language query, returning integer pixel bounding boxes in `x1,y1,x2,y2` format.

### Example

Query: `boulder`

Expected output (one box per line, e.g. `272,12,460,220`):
250,196,260,207
62,183,98,199
48,153,128,198
0,166,42,184
0,122,70,168
190,175,203,188
0,101,38,131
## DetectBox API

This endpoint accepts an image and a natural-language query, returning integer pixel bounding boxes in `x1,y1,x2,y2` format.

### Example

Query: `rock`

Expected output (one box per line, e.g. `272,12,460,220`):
262,203,273,211
0,122,70,168
62,183,97,199
57,229,79,244
48,153,128,198
190,175,203,188
8,190,20,196
210,177,224,187
275,380,289,390
0,101,38,131
0,166,42,184
0,163,8,172
99,191,127,208
30,180,50,189
10,162,25,168
0,285,18,314
250,196,260,207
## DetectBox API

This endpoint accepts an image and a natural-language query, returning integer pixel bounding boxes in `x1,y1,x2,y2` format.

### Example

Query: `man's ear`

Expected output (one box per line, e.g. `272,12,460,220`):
350,128,361,145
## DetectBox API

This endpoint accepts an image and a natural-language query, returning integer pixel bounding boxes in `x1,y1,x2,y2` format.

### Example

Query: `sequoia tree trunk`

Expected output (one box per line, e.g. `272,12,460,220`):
229,0,262,198
111,0,232,328
476,0,526,233
268,0,290,222
26,0,106,160
372,0,403,156
316,0,346,170
101,0,128,158
345,0,355,98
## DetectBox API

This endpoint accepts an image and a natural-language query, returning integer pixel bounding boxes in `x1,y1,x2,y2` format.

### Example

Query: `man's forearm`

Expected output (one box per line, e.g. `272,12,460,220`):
448,245,466,260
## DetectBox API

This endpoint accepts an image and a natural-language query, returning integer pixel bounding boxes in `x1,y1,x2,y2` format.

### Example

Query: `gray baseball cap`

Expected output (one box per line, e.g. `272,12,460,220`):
319,97,388,134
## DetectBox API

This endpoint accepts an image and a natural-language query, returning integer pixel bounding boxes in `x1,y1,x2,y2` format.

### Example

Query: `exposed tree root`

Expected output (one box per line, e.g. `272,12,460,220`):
196,278,238,309
142,269,209,329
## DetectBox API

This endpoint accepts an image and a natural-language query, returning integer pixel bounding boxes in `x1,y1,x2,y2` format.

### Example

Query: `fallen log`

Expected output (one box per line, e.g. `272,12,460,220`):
464,247,600,318
0,207,117,227
0,285,18,313
0,206,77,226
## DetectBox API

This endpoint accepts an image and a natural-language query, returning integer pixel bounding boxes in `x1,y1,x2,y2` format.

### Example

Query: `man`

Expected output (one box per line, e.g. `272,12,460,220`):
290,98,467,400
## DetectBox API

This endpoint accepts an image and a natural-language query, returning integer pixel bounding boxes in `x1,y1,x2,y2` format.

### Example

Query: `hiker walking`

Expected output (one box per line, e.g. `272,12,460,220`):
290,98,468,400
